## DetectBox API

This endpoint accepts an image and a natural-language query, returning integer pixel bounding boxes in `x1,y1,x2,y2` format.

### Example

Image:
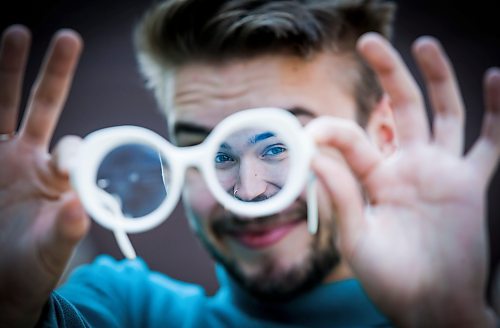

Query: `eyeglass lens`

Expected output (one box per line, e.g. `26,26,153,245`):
215,128,290,202
95,143,170,219
93,127,291,219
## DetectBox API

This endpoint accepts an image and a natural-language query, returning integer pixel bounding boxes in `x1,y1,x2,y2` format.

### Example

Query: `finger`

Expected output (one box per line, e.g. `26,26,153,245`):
39,192,90,276
311,154,366,254
357,32,430,145
0,25,30,134
467,68,500,182
50,135,83,178
412,36,465,155
306,117,383,184
20,29,82,147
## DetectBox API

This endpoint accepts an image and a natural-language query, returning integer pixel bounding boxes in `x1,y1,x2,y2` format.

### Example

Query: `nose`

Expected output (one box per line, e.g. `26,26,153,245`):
234,157,268,202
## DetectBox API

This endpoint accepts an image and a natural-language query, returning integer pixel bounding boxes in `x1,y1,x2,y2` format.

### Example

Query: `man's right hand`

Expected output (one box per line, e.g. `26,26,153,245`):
0,25,90,327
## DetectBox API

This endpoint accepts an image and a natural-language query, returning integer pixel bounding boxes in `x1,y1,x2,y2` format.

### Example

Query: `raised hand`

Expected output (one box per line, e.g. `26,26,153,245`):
0,25,89,327
307,33,499,327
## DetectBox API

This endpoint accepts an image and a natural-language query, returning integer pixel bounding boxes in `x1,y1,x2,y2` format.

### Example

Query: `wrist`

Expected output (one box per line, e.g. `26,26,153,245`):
0,273,54,328
0,300,44,328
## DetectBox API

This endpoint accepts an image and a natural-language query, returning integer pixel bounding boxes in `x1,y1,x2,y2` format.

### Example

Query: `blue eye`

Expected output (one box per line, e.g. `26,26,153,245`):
262,145,287,157
215,153,234,164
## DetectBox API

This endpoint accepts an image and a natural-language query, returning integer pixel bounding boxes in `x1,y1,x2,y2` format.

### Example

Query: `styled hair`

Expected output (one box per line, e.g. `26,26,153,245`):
133,0,396,123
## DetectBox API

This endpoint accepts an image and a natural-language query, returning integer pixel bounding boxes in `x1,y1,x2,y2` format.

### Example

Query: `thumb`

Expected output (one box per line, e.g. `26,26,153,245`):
306,117,379,256
39,192,90,277
311,153,366,257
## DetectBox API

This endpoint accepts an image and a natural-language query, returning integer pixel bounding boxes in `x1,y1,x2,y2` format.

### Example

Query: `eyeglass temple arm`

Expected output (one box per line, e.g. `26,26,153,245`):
307,173,318,235
96,188,137,259
114,229,137,260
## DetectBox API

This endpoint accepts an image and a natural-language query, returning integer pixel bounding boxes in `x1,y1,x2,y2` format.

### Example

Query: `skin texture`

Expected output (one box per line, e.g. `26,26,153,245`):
0,22,499,327
171,52,383,300
307,34,500,326
0,26,89,327
170,35,499,325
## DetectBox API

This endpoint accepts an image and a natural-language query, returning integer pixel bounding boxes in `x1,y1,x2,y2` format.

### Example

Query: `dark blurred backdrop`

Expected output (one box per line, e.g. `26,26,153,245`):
2,0,499,300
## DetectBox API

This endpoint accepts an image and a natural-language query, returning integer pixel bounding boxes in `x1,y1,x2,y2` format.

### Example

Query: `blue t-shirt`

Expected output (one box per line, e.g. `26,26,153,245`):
39,255,392,327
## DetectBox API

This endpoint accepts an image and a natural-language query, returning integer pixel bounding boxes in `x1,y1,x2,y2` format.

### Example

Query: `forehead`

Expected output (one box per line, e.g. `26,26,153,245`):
171,52,358,127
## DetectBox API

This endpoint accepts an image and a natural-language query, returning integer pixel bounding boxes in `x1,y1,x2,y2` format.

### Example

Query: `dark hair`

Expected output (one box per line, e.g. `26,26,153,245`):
134,0,396,123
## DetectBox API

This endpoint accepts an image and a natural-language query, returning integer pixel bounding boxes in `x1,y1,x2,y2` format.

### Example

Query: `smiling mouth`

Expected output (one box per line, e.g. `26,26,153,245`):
212,200,307,249
228,219,303,249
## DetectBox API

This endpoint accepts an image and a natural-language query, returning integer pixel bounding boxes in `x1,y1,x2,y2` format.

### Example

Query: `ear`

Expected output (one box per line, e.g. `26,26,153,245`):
365,93,398,156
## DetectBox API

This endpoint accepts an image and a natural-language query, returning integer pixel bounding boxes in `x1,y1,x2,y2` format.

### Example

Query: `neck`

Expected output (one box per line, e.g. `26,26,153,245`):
214,263,390,326
323,259,353,283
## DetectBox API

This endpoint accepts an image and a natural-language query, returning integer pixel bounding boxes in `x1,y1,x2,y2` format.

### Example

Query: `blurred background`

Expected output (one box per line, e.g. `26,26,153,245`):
1,0,499,301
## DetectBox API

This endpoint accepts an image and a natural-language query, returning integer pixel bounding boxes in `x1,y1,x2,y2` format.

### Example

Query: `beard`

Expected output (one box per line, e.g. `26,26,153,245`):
190,203,341,302
224,231,340,302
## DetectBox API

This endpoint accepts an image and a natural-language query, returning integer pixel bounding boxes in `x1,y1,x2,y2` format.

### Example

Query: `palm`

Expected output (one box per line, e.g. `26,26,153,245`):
308,34,499,325
354,145,486,307
1,140,61,259
0,26,87,326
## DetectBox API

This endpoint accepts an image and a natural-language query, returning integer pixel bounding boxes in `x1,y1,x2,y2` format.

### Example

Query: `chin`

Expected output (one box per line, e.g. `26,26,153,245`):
189,202,340,301
237,246,311,281
231,247,339,302
215,225,340,302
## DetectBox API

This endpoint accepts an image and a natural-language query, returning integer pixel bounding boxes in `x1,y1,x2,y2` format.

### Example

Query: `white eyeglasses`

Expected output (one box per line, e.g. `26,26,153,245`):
70,107,318,259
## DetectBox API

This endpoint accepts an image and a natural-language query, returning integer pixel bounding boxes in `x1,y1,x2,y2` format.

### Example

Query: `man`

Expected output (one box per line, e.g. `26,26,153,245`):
0,0,499,327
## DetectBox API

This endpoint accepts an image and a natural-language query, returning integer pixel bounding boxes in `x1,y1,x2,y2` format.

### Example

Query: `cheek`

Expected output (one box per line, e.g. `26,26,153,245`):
183,170,219,222
264,161,289,187
215,168,238,191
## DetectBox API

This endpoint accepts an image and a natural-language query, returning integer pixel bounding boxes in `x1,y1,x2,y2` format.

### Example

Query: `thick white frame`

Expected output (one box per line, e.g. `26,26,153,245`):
71,107,317,258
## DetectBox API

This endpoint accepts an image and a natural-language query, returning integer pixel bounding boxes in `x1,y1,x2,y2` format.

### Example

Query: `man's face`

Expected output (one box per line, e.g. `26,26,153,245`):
171,52,359,300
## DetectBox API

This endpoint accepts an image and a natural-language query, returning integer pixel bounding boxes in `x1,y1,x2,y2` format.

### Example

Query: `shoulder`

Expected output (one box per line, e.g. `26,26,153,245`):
56,254,207,326
60,254,205,298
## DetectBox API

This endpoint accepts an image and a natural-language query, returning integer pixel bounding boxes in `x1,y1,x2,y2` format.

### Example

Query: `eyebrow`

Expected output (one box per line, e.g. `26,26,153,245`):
219,131,274,151
286,106,316,118
249,131,274,144
173,106,316,138
173,122,211,139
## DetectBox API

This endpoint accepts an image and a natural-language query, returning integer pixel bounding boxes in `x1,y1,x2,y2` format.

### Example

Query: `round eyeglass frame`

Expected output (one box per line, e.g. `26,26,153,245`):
71,107,317,251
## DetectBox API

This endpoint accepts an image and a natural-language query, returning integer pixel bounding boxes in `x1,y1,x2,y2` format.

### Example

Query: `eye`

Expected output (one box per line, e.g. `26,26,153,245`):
262,144,287,158
214,152,235,168
215,153,233,163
